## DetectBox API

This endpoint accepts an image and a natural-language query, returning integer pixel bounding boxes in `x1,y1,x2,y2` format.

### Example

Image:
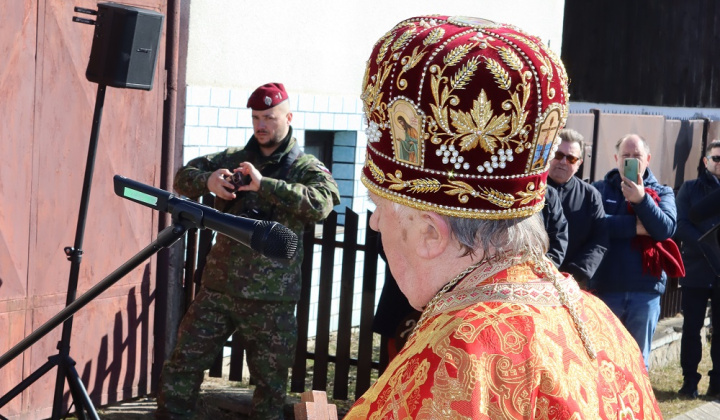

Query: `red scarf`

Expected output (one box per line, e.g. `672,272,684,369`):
627,188,685,278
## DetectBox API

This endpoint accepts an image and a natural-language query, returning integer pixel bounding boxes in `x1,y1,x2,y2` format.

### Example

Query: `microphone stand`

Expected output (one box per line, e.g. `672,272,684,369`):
0,216,195,418
0,83,106,419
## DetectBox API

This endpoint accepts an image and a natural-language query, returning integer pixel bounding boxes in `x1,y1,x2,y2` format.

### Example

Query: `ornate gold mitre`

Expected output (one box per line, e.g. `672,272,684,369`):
361,15,569,219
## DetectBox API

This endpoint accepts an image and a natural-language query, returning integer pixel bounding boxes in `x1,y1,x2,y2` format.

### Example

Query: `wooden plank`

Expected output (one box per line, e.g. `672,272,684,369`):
209,348,223,378
332,208,358,399
312,212,338,391
355,215,379,398
291,224,317,392
228,332,245,382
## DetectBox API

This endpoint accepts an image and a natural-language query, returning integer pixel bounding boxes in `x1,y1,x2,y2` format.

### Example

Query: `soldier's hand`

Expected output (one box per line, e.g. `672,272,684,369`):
235,162,263,192
207,168,237,200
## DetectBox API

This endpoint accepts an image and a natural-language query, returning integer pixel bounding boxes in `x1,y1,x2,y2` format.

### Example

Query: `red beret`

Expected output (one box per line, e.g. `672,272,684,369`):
247,82,288,110
360,16,568,219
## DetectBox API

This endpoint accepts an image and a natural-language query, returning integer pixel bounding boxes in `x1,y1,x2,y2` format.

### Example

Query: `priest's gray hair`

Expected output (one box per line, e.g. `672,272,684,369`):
389,200,549,259
443,212,549,258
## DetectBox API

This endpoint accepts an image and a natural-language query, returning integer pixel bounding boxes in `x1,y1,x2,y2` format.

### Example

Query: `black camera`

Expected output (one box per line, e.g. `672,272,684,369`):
225,172,249,192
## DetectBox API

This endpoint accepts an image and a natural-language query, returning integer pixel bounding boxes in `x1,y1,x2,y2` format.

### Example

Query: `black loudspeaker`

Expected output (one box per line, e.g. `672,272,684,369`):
85,2,164,90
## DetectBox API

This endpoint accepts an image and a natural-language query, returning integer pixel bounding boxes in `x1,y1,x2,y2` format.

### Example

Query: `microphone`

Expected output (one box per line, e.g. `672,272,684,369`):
113,175,298,260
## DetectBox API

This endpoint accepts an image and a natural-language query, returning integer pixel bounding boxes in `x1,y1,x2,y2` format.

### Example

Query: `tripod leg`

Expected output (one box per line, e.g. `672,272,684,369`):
66,361,99,420
51,356,68,419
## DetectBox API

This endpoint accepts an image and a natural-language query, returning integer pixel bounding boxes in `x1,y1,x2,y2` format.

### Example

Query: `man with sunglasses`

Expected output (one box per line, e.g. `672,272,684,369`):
675,140,720,399
547,129,608,289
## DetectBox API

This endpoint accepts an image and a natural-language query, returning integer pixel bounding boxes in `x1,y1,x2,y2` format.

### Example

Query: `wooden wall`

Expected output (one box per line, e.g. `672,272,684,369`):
562,0,720,107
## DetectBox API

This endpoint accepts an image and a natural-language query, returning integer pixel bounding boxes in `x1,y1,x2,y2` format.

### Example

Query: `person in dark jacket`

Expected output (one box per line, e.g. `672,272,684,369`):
689,180,720,224
541,184,569,267
592,133,678,371
548,129,608,289
676,140,720,399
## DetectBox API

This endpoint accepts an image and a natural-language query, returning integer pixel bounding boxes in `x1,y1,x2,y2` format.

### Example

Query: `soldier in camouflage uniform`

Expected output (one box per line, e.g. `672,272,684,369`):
156,83,340,420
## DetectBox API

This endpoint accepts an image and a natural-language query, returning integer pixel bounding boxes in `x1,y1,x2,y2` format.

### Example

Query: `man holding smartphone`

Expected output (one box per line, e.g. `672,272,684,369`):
591,133,678,372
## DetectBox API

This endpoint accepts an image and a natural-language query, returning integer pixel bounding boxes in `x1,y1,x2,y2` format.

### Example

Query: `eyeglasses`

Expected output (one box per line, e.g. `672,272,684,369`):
708,155,720,163
553,151,580,164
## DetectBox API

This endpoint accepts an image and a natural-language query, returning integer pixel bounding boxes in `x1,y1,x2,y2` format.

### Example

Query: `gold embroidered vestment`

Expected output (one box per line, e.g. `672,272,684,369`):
346,261,662,419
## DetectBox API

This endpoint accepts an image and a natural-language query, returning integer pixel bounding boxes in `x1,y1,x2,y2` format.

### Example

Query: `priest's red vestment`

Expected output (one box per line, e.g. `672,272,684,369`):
346,259,662,419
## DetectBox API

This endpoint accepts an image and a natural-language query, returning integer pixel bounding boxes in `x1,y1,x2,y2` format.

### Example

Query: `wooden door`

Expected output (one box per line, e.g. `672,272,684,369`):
1,1,168,418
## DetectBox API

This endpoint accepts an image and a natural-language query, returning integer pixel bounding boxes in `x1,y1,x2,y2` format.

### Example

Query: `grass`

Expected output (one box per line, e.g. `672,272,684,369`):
651,339,716,419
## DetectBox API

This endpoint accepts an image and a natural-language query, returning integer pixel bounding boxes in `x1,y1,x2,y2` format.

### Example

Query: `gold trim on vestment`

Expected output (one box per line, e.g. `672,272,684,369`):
426,257,580,315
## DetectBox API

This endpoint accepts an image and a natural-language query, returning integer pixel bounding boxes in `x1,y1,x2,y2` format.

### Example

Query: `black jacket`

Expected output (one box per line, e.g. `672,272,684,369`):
675,169,720,288
542,185,568,267
548,176,608,283
689,186,720,224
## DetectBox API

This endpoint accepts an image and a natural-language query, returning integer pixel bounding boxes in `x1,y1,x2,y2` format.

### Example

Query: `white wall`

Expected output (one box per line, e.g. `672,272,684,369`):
186,0,567,95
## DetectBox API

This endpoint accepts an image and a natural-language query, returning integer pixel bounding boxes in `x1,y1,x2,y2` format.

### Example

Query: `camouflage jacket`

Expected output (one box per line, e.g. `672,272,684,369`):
174,131,340,301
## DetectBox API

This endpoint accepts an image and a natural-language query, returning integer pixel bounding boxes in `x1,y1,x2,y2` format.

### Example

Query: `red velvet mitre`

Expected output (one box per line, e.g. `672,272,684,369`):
361,16,569,219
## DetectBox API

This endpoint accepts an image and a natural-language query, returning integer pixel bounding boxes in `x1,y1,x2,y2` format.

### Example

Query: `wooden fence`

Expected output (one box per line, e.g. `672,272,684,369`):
182,203,389,401
181,203,684,402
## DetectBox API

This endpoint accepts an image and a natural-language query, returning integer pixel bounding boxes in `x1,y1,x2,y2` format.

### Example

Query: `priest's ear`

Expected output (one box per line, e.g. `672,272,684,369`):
414,211,452,260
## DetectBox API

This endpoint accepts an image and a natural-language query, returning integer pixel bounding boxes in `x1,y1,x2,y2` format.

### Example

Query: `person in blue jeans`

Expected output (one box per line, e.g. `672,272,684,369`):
675,140,720,398
591,134,679,372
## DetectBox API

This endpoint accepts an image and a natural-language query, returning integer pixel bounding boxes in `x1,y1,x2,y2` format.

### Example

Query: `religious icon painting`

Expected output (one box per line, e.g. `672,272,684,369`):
389,100,423,167
529,107,561,172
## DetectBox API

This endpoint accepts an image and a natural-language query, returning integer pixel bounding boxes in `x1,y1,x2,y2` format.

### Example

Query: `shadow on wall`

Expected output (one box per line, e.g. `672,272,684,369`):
61,265,154,410
566,112,719,186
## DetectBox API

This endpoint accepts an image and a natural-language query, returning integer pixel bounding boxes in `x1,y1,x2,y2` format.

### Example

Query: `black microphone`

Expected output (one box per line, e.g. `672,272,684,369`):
113,175,298,260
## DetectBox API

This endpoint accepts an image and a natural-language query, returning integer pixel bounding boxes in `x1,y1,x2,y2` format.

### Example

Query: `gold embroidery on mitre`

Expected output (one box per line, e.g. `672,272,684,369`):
362,174,545,219
505,32,565,103
517,181,546,205
425,34,532,176
386,170,441,193
389,100,424,167
396,27,445,91
363,157,546,210
528,107,562,172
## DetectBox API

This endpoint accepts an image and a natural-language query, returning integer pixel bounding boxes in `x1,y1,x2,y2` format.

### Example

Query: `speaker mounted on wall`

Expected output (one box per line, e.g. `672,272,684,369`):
75,2,164,90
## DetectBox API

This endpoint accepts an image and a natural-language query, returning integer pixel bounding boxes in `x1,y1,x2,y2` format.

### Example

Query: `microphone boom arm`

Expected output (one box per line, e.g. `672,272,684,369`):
114,175,299,260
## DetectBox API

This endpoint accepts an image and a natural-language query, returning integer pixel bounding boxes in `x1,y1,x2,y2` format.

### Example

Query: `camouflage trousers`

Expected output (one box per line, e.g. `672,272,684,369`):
157,287,297,420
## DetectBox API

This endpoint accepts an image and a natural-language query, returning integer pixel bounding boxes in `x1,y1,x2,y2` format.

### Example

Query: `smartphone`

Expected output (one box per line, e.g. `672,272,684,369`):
623,158,639,182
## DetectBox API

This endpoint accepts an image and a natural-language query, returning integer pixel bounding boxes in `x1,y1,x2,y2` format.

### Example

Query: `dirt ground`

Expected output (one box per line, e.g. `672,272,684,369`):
89,374,348,420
